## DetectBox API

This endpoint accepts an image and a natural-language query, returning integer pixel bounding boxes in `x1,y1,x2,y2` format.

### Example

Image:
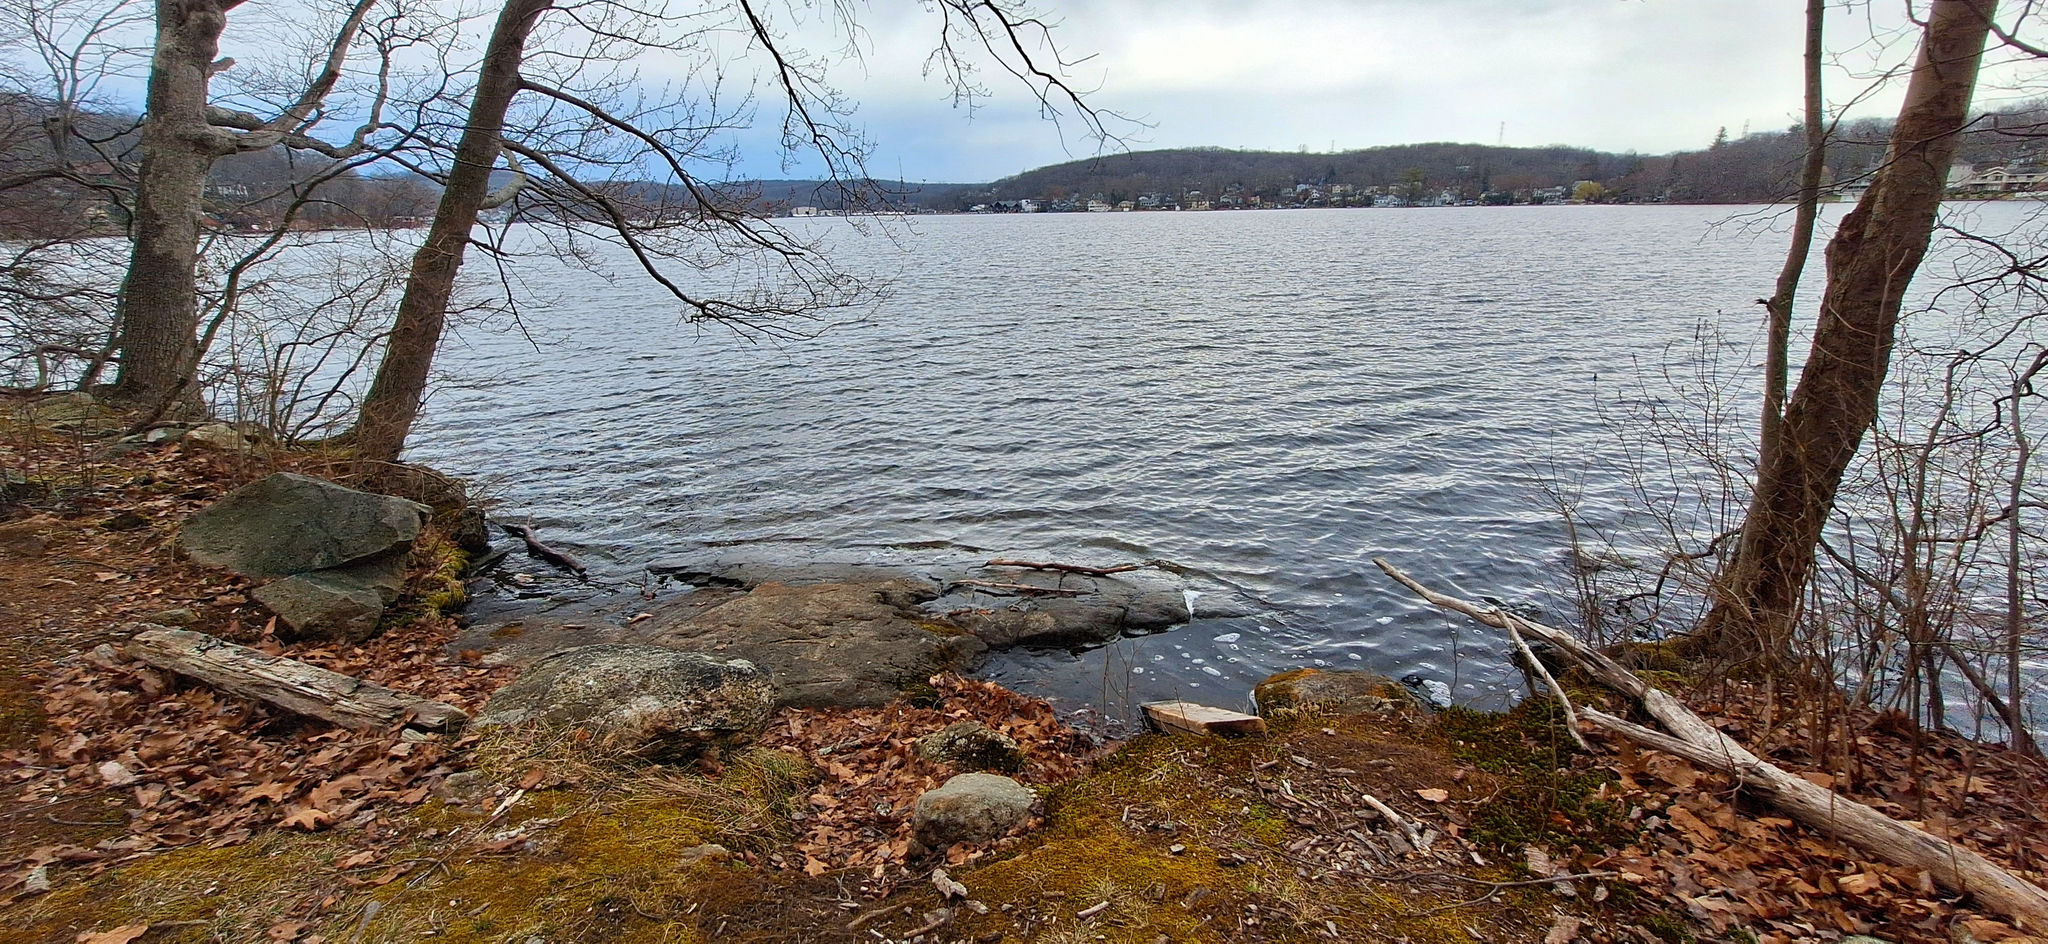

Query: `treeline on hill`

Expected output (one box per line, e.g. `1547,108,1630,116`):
957,101,2048,209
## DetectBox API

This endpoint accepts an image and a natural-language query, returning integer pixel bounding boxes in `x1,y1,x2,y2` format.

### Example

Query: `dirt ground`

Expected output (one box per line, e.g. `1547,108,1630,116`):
4,402,2048,944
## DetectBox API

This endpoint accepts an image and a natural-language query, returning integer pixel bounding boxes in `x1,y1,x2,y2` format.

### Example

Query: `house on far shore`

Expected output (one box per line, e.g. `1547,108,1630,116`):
1949,162,2048,196
789,205,821,217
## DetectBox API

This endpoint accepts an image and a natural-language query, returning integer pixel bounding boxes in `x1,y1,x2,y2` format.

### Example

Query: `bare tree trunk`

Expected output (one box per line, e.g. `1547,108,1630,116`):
108,0,242,411
348,0,553,463
1760,0,1829,454
1706,0,1995,662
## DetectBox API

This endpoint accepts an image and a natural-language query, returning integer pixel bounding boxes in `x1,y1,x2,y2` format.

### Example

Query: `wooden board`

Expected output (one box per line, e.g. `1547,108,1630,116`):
125,627,469,734
1142,700,1267,738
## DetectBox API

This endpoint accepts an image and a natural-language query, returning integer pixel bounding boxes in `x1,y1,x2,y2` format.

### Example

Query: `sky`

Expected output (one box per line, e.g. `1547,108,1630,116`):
743,0,2036,183
19,0,2044,185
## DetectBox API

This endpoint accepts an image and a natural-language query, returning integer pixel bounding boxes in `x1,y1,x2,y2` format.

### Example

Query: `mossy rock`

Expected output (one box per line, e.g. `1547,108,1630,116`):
1253,668,1415,716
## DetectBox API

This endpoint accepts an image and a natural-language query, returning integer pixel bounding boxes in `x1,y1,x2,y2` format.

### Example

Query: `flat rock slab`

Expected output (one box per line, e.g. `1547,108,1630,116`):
646,579,986,708
931,566,1191,647
180,473,427,580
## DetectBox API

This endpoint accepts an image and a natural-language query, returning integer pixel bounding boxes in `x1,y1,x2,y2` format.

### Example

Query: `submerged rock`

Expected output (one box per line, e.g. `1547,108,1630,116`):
180,473,427,580
937,568,1192,647
647,579,984,708
911,773,1035,851
1253,669,1416,716
475,645,775,761
916,721,1025,773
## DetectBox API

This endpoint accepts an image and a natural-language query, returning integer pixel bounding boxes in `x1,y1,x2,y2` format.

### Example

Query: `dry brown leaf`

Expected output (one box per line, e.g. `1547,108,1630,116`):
75,926,149,944
1416,788,1449,803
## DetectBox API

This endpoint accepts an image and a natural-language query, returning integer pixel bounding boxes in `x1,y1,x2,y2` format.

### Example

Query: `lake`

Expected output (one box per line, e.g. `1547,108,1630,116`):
401,203,2036,726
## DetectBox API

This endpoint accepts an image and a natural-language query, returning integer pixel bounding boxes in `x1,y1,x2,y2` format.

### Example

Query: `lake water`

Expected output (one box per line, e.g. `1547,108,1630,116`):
401,203,2034,727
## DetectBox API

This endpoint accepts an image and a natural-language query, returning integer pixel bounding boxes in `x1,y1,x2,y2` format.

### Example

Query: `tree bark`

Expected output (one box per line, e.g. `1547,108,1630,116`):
1707,0,1996,661
349,0,554,463
1759,0,1829,454
108,0,242,411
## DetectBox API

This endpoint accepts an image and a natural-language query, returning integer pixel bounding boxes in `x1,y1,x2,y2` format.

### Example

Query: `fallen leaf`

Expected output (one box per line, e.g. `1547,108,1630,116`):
280,808,334,831
1416,788,1449,803
96,761,137,787
76,926,148,944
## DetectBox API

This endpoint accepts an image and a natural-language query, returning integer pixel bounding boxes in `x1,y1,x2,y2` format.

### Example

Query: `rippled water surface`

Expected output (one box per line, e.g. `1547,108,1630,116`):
404,205,1907,718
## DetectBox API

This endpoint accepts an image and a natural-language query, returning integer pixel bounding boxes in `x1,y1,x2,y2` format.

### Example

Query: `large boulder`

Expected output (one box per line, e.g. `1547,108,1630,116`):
180,473,427,580
911,773,1035,851
1253,669,1416,716
646,580,985,708
251,553,408,643
474,645,775,761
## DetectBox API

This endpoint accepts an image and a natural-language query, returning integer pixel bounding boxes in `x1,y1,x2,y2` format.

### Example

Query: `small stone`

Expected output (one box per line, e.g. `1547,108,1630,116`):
911,773,1035,851
437,771,489,804
99,511,149,532
916,722,1025,773
675,843,731,868
183,422,253,452
97,760,136,786
1168,844,1186,855
142,608,199,627
22,865,50,895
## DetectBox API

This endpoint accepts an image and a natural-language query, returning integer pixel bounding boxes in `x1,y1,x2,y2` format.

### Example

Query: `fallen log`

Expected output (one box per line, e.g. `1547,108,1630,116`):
124,627,468,734
500,522,586,575
984,558,1146,577
1143,700,1267,738
1371,557,2048,931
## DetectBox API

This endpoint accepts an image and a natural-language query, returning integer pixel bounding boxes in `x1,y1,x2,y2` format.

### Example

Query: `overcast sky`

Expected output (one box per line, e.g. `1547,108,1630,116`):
760,0,2033,183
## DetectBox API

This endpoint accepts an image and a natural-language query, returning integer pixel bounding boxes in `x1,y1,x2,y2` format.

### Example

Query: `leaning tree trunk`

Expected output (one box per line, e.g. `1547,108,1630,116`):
348,0,554,464
1705,0,1996,661
108,0,240,412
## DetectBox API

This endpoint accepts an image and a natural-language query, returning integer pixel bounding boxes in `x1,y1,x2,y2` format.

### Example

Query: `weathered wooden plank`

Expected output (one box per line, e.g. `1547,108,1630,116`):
1142,700,1267,738
123,626,468,733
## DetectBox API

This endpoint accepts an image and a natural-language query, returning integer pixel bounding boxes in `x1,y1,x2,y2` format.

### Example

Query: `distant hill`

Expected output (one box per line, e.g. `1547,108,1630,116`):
899,101,2048,210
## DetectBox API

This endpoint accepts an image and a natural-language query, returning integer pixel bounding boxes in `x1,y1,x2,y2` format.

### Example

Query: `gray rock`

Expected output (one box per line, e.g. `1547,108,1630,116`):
436,770,491,805
180,473,427,580
916,722,1025,773
183,422,253,452
940,569,1191,647
142,607,200,627
646,580,985,708
475,645,775,761
251,553,408,642
911,773,1035,851
1252,669,1416,716
675,843,731,868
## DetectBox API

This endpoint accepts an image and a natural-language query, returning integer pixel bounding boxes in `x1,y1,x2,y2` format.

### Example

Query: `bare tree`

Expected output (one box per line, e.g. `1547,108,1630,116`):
345,0,1120,462
1706,0,1998,662
106,0,390,413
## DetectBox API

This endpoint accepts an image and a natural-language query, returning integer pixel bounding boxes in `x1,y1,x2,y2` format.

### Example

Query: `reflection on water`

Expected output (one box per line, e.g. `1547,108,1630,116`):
402,203,2028,724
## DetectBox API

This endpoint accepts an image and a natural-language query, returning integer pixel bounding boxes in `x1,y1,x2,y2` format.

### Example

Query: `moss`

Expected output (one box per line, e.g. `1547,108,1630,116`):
390,530,470,625
1429,701,1631,854
14,747,821,944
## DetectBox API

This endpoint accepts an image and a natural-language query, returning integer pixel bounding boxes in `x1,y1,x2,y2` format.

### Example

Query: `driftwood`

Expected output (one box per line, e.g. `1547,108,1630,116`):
984,558,1146,577
1143,700,1267,738
124,627,468,734
500,522,586,575
1372,557,2048,931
